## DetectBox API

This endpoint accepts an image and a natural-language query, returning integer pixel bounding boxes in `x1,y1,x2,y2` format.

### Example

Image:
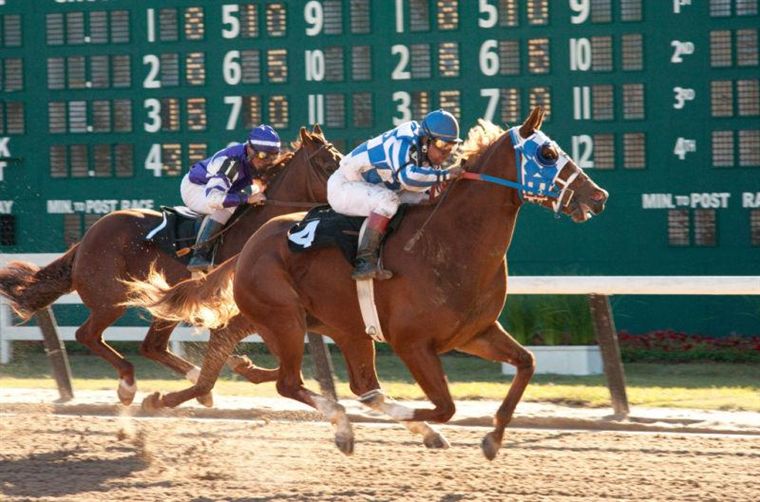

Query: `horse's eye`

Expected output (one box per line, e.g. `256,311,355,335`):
538,144,558,164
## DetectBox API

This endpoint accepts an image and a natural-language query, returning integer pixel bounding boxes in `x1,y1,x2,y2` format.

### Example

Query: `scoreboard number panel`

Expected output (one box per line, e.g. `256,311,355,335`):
0,0,757,276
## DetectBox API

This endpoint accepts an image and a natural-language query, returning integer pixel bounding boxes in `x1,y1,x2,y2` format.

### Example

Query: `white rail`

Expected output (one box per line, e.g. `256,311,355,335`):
1,254,759,364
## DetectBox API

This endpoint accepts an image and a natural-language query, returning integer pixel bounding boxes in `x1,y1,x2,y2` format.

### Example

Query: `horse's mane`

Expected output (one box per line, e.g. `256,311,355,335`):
454,119,506,165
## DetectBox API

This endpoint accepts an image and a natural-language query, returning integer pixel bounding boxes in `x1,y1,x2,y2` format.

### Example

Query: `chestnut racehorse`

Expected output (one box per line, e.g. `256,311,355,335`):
0,127,341,405
126,108,608,458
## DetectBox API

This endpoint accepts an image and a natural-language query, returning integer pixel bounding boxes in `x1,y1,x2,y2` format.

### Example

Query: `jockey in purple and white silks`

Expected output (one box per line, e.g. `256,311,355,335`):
327,109,464,280
181,124,282,272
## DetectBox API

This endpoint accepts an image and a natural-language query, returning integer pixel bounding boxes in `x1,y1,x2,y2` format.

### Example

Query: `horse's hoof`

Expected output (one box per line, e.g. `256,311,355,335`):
423,432,451,449
117,379,137,406
480,431,501,461
196,392,214,408
141,392,164,412
335,433,355,456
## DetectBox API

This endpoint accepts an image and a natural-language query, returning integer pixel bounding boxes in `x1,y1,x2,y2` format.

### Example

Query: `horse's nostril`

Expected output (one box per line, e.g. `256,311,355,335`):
591,191,606,202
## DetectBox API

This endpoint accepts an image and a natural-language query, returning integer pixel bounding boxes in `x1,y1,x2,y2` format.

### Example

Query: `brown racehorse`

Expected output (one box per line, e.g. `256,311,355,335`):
126,108,608,458
0,127,341,405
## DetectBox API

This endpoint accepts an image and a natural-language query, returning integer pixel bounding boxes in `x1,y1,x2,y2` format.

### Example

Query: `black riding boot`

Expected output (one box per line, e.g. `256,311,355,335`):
352,212,393,281
187,216,225,273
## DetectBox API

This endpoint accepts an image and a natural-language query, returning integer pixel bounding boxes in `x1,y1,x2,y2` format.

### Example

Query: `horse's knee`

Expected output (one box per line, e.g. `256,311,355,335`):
74,326,95,345
193,381,215,395
515,349,536,374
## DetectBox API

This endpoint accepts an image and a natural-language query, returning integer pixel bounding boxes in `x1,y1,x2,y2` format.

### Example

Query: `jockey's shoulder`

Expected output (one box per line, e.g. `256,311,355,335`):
213,143,246,159
391,120,421,139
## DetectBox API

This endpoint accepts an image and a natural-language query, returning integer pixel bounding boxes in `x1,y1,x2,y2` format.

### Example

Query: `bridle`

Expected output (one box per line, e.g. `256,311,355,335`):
404,127,580,251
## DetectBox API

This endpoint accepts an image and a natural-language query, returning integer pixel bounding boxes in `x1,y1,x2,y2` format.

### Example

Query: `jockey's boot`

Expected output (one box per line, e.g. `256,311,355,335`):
352,212,393,281
187,216,225,273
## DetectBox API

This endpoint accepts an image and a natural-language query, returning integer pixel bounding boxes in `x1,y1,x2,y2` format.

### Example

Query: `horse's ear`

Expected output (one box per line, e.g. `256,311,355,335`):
519,107,545,138
312,123,324,137
299,126,310,143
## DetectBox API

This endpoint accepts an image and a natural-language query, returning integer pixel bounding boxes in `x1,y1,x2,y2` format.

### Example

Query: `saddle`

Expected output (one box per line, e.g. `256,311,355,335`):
145,205,247,263
287,205,406,264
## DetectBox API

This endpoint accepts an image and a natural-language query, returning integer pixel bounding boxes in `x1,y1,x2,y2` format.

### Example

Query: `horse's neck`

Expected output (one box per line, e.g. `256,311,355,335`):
422,138,520,274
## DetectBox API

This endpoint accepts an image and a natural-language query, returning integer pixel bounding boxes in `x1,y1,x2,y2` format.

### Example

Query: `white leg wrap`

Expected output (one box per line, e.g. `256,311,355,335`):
118,378,137,394
185,367,201,384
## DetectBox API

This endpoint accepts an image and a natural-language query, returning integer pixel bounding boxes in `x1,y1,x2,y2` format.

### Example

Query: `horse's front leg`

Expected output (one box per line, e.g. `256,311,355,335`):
457,322,535,460
392,342,457,425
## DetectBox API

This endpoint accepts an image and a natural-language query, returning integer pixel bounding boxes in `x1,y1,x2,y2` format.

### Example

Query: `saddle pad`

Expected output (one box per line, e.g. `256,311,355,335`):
287,206,364,263
145,206,203,263
287,205,407,264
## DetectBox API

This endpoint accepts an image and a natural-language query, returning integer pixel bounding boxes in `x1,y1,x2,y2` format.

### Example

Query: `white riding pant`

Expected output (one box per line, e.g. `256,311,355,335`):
180,174,235,224
327,169,429,218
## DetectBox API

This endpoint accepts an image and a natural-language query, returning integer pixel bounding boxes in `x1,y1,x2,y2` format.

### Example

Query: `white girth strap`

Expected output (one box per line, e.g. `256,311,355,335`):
356,279,386,343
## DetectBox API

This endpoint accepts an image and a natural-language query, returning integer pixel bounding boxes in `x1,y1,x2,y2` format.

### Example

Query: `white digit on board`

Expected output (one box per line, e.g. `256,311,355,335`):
573,86,591,120
481,88,500,122
221,5,240,39
304,1,324,36
479,40,499,76
146,8,156,42
395,0,404,33
142,55,161,88
673,87,696,109
478,0,497,28
569,38,591,71
572,135,594,168
145,144,163,176
670,41,695,63
144,99,161,132
305,50,325,81
308,94,325,125
224,96,242,130
223,50,242,85
569,0,590,24
392,91,411,125
391,45,411,80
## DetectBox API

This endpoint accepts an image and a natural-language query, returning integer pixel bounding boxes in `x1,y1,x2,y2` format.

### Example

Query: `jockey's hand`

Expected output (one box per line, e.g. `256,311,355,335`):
446,165,465,180
247,192,267,205
252,178,267,194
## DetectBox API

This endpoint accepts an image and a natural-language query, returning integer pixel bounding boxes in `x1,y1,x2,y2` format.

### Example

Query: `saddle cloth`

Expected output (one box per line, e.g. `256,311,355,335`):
287,205,406,264
145,205,247,263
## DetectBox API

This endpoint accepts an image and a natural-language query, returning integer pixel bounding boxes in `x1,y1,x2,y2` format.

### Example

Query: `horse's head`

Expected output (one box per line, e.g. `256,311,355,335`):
513,107,608,222
266,125,343,203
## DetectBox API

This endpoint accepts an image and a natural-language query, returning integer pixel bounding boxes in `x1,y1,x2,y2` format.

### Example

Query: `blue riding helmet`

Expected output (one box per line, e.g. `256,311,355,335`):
420,109,462,143
247,124,281,153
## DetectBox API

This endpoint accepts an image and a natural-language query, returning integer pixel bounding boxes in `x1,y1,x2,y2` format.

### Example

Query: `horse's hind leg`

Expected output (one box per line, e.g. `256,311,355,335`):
142,316,249,411
139,319,213,407
74,307,136,405
456,322,535,460
255,319,354,456
333,332,449,449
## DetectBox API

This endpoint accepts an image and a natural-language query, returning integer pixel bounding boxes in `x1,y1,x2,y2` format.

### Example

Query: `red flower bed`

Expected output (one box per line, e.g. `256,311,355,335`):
618,330,760,363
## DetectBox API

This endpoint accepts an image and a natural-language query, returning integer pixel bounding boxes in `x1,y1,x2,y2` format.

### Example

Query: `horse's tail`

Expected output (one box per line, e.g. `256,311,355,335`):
122,256,240,330
0,244,79,321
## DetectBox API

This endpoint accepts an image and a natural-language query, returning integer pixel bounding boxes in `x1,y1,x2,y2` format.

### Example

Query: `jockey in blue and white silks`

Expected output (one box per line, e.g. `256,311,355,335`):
181,124,282,272
327,109,464,280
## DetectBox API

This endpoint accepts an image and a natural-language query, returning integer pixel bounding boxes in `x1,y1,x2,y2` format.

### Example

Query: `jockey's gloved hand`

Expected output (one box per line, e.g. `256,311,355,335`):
445,165,465,180
247,192,267,205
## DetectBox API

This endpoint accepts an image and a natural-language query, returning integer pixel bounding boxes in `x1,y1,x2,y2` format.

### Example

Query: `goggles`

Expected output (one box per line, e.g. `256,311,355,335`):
430,137,458,153
252,150,277,161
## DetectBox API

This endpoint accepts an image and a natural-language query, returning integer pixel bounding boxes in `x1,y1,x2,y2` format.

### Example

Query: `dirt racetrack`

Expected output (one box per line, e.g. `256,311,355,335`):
1,411,758,501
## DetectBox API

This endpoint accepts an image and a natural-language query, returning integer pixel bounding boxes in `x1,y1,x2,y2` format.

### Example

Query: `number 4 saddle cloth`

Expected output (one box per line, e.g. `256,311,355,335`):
287,205,406,264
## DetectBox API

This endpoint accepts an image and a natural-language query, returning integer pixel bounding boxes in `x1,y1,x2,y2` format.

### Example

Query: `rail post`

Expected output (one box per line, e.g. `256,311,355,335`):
36,307,75,401
588,294,629,417
307,332,337,400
